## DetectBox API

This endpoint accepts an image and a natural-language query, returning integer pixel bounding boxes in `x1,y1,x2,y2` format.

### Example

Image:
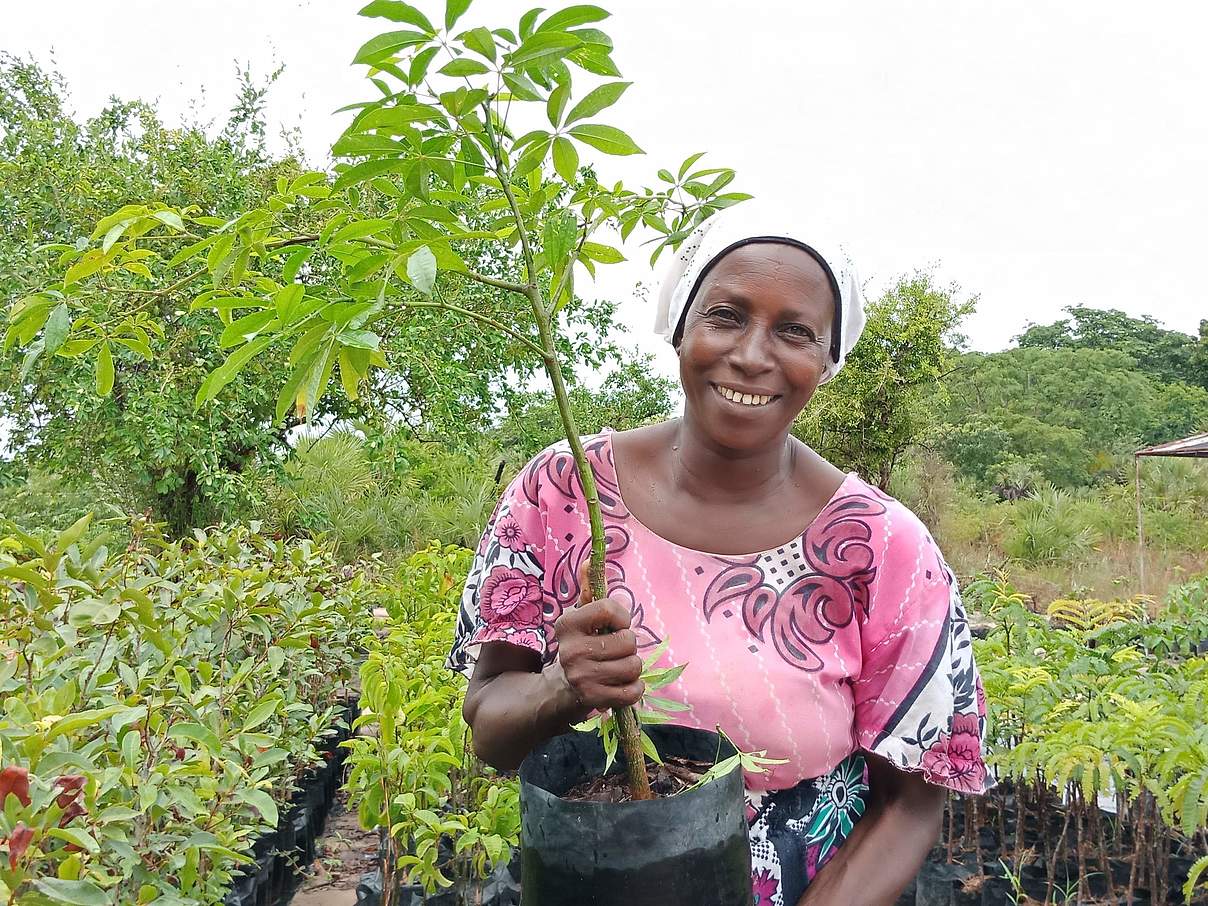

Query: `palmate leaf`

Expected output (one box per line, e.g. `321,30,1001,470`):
353,29,431,66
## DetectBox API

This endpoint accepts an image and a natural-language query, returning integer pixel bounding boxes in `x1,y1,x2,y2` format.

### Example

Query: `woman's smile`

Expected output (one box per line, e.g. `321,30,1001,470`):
710,381,781,409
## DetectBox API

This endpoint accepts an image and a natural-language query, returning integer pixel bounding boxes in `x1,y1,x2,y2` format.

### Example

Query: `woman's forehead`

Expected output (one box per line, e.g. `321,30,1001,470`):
698,242,834,307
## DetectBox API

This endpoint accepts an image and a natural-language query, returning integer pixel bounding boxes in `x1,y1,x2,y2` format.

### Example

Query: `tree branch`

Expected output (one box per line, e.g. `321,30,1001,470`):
463,269,529,295
393,298,544,358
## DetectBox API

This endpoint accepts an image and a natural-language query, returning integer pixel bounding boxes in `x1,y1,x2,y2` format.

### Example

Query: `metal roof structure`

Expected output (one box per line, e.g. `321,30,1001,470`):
1135,431,1208,458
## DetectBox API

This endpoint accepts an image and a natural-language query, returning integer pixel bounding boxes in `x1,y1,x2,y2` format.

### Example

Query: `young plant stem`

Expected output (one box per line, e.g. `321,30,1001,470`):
529,287,652,801
479,92,654,801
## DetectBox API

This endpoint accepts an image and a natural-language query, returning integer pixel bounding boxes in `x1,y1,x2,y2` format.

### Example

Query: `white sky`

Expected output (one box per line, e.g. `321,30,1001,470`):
5,0,1206,381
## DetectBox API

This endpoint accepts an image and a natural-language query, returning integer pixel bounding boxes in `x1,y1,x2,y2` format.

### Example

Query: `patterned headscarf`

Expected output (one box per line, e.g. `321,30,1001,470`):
653,203,866,384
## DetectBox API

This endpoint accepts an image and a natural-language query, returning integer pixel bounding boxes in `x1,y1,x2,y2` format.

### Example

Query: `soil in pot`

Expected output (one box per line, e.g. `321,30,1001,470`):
519,724,752,906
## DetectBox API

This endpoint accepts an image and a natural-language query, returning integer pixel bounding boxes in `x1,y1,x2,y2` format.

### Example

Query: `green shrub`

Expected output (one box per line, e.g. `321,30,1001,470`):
343,543,518,897
1002,487,1101,565
0,516,372,905
265,429,502,557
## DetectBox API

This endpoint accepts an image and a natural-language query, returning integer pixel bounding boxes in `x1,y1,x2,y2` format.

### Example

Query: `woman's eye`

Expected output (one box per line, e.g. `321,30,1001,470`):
782,324,815,340
707,307,740,322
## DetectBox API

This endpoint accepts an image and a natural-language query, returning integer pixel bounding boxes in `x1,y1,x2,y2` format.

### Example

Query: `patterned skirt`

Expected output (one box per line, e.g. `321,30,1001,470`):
747,754,870,906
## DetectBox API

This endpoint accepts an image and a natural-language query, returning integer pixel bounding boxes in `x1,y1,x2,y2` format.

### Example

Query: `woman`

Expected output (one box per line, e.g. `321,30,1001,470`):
447,204,989,906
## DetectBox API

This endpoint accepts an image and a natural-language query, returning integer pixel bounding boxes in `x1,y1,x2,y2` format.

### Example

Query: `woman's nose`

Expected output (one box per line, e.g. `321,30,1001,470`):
728,326,773,375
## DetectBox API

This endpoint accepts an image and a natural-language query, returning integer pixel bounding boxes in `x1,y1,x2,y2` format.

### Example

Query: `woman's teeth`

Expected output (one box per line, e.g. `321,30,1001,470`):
715,385,775,407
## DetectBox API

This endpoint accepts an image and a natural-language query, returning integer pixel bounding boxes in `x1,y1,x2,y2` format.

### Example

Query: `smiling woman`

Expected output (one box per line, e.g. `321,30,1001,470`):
453,203,990,906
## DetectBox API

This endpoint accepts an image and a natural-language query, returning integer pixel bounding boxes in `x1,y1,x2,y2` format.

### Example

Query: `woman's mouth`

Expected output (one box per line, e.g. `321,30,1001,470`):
711,383,780,408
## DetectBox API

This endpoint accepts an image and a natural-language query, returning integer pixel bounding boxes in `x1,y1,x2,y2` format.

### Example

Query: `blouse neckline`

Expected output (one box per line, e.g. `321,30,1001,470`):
600,428,859,559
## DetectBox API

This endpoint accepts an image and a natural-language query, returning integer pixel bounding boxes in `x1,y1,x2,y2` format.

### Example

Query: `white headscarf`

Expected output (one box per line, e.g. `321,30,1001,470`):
653,203,866,383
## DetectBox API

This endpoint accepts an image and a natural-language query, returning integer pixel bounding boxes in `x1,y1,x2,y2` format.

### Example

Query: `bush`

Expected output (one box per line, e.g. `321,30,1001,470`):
265,429,504,556
343,542,519,897
1002,487,1101,565
971,575,1208,904
0,516,372,905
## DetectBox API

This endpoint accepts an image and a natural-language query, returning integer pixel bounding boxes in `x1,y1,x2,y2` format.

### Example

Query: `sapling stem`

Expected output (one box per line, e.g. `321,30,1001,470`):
482,101,654,801
527,285,654,802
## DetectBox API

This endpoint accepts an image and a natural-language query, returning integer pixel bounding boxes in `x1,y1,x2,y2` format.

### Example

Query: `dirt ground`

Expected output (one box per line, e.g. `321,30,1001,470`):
289,794,379,906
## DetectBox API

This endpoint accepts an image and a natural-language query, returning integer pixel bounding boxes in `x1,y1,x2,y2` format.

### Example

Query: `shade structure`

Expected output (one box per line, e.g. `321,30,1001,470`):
1133,430,1208,593
1135,431,1208,458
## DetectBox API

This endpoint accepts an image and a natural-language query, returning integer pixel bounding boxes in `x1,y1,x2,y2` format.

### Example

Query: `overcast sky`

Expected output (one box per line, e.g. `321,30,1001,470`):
5,1,1205,379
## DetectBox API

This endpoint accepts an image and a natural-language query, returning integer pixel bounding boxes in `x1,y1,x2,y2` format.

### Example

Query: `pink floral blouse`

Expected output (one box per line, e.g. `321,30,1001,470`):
448,432,989,904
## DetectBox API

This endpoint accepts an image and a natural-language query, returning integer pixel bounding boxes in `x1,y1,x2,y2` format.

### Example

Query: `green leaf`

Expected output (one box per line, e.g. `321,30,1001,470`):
331,133,409,157
194,335,275,408
519,7,545,38
462,26,496,61
56,513,93,551
48,828,100,853
510,31,581,67
643,663,686,690
551,136,579,184
237,788,279,827
47,706,124,741
333,158,410,191
439,58,490,77
101,217,135,253
32,878,109,906
65,249,106,285
580,240,625,263
152,209,185,231
513,136,551,178
406,246,437,296
501,71,543,101
243,698,281,733
539,4,609,31
169,722,221,752
409,46,442,85
563,80,630,125
281,246,315,283
43,303,71,354
95,341,114,395
445,0,472,30
546,81,571,126
220,309,279,349
639,729,663,765
358,0,435,33
167,234,218,268
352,29,430,65
543,210,577,267
274,284,305,323
332,218,394,243
568,123,642,155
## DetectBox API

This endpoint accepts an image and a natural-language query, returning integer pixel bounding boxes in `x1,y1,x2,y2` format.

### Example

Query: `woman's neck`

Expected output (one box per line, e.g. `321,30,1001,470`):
668,416,798,504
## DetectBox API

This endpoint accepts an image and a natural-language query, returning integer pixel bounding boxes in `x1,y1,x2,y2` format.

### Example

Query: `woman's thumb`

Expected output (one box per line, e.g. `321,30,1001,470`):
577,558,592,606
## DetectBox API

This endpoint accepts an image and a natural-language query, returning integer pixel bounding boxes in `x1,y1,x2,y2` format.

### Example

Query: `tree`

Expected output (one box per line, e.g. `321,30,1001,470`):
794,272,974,489
11,1,745,801
0,55,618,532
941,346,1208,483
1016,304,1203,390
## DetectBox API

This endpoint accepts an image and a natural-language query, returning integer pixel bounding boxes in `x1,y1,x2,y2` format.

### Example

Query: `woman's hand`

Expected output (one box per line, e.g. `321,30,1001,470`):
548,564,645,719
463,561,647,771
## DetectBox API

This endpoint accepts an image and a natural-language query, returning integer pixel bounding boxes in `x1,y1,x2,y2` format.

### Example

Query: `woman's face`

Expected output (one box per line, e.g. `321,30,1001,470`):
677,242,835,453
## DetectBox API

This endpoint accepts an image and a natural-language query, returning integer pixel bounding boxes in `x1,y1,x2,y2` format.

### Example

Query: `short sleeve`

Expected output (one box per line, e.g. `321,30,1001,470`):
446,467,551,678
851,511,991,794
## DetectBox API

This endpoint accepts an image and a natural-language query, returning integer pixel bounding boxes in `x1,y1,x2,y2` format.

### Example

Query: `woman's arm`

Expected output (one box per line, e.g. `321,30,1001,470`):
799,755,945,906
